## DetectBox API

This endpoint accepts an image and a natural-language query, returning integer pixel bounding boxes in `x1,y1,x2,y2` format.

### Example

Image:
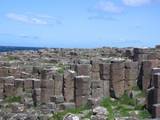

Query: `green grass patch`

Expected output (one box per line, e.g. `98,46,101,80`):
51,89,151,120
100,91,151,119
138,110,151,119
100,98,115,120
51,106,89,120
56,63,69,74
5,96,21,103
57,68,65,74
119,93,136,106
132,86,141,91
136,90,146,98
5,56,17,61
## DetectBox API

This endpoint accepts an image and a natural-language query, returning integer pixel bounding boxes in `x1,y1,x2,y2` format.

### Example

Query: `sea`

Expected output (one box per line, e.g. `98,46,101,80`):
0,46,43,52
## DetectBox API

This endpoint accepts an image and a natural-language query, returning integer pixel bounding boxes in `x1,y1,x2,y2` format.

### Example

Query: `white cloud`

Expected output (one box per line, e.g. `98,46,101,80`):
34,14,62,24
122,0,151,6
6,13,47,25
0,32,40,40
6,13,61,25
88,15,118,21
19,34,39,39
96,1,123,13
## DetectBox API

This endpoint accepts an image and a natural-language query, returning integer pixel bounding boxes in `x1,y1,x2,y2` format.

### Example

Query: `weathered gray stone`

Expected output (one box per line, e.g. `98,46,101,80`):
91,61,100,72
91,88,103,98
76,64,91,76
41,69,54,80
152,104,160,118
0,67,9,77
153,73,160,88
91,72,100,80
50,95,64,104
24,79,32,90
111,80,125,98
151,68,160,87
87,98,101,108
64,88,74,102
76,88,90,96
142,60,160,90
33,79,41,88
11,103,25,113
2,76,14,85
14,79,24,88
40,88,52,104
99,63,110,80
91,106,108,120
20,72,31,79
75,76,91,89
59,103,75,110
125,68,138,80
124,80,136,91
146,87,154,112
154,88,160,104
4,84,16,97
125,61,138,69
63,114,80,120
64,70,76,88
91,80,103,89
103,80,110,97
75,95,89,107
41,80,54,88
53,73,63,95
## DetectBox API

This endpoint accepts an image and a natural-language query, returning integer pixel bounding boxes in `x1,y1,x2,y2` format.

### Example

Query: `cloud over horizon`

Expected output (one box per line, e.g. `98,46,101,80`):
96,1,123,14
122,0,151,6
0,32,40,40
94,0,158,15
6,13,62,25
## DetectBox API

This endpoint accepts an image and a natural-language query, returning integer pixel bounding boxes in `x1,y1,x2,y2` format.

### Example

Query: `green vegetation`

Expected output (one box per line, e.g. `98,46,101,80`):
136,91,146,98
100,91,151,119
40,62,69,75
4,96,21,103
132,86,141,91
100,98,115,119
119,92,136,106
51,106,89,120
57,68,65,74
5,56,17,61
51,89,151,120
138,110,151,119
56,63,69,74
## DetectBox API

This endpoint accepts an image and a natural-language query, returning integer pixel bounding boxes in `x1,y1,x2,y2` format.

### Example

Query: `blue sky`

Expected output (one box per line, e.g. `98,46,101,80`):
0,0,160,48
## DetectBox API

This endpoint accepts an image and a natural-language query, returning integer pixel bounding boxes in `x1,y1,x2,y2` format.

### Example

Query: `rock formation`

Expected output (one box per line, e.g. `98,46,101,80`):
0,46,160,119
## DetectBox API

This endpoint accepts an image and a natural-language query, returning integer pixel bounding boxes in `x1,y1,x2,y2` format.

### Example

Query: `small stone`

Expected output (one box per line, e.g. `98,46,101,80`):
63,113,80,120
92,106,108,115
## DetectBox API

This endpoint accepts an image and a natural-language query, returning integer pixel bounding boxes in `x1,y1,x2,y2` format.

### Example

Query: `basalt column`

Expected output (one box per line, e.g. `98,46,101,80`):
63,70,76,102
91,60,100,80
99,63,110,98
151,73,160,118
125,61,138,91
141,60,160,90
110,61,125,98
75,76,91,107
40,69,54,104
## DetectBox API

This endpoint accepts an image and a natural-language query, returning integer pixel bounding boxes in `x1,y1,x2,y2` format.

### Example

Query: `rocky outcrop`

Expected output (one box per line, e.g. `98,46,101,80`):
0,45,160,119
